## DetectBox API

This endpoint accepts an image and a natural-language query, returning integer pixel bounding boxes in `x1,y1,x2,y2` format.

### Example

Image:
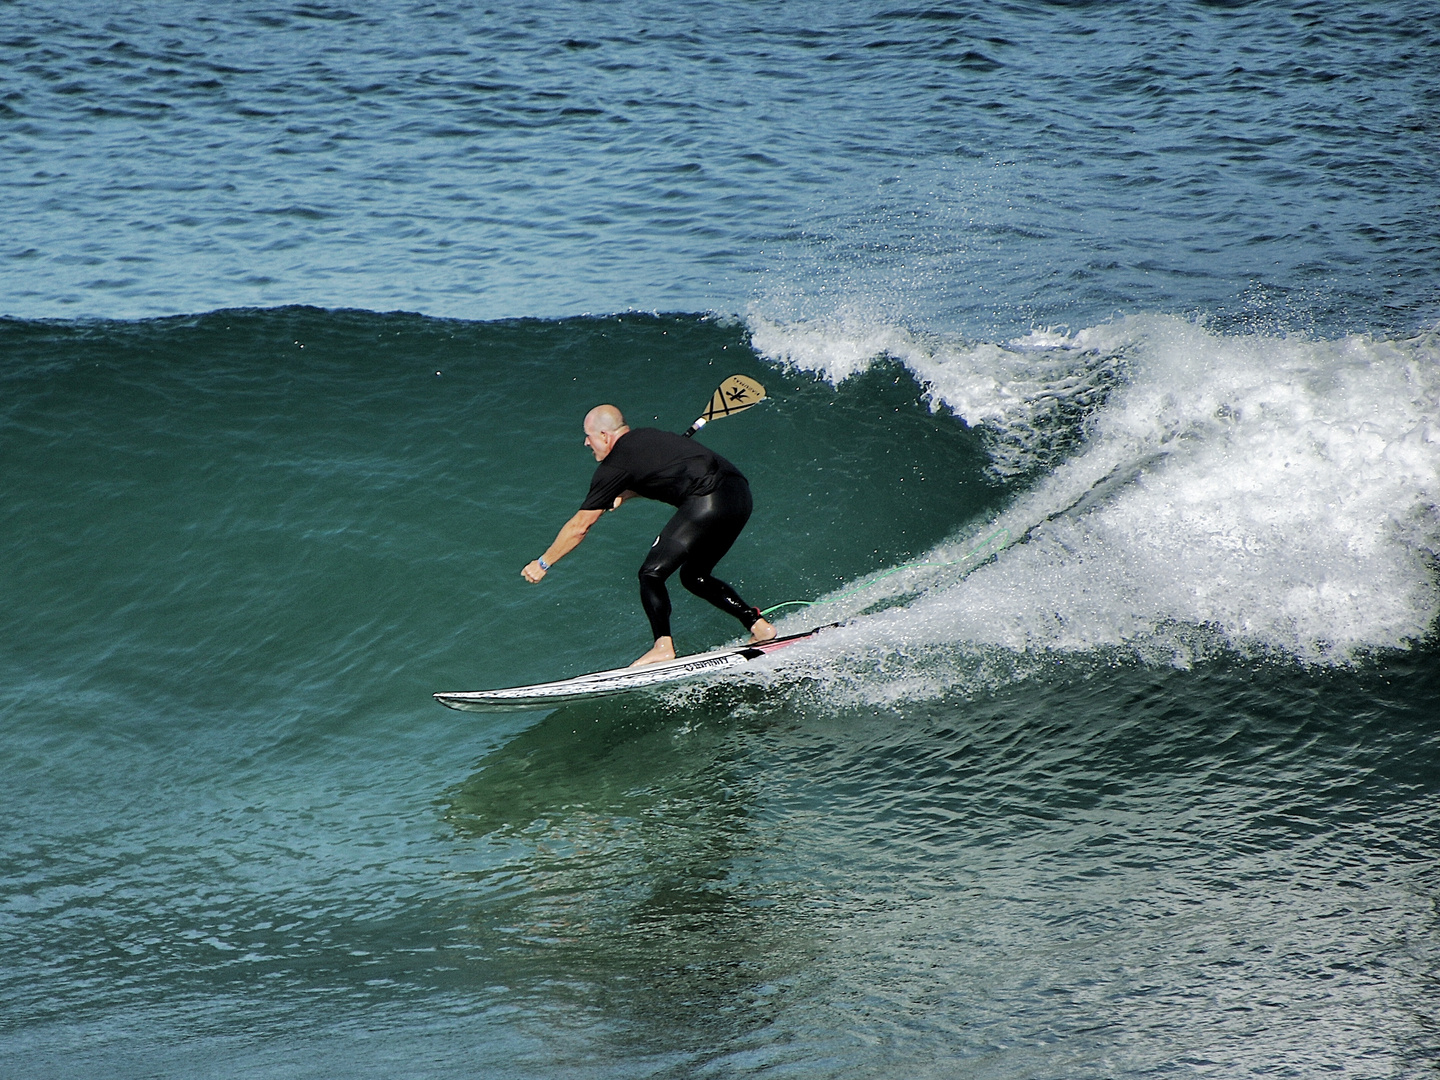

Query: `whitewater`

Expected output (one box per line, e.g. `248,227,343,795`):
747,315,1440,675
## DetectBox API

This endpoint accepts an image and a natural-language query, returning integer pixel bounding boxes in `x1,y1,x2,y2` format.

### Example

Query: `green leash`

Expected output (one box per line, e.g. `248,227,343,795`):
760,527,1011,618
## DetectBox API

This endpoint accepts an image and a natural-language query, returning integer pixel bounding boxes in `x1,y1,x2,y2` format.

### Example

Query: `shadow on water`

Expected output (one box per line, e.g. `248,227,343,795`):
437,689,822,1058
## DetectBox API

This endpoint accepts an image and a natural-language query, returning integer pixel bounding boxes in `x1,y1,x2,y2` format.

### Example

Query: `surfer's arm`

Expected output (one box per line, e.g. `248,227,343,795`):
522,508,605,582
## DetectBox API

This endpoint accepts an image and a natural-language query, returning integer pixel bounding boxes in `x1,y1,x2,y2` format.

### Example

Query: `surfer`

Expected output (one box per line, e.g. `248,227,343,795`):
522,404,776,666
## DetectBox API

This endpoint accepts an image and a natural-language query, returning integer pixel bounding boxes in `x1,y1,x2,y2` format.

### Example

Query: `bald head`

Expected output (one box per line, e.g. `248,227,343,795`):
584,404,626,434
583,404,630,461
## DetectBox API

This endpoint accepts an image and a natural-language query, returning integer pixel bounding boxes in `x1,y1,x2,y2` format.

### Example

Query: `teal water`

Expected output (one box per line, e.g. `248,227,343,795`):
4,309,1438,1077
3,2,1440,1077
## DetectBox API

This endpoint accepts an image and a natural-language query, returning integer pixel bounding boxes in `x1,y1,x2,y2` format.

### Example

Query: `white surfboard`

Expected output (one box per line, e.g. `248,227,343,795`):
433,625,835,712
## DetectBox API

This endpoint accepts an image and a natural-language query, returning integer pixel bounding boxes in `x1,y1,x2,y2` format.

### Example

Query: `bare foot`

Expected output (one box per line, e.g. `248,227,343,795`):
630,637,676,667
748,617,777,643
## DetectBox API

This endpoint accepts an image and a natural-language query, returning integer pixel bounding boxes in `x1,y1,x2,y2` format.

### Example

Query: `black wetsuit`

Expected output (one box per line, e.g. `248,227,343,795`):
580,428,761,641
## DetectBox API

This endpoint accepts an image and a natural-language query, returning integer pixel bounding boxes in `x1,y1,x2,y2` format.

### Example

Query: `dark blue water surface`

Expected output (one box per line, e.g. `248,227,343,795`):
4,1,1438,334
2,2,1439,1078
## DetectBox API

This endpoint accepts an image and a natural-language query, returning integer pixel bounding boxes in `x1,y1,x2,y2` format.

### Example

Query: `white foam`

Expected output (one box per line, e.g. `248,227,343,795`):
747,312,1440,684
748,307,1127,478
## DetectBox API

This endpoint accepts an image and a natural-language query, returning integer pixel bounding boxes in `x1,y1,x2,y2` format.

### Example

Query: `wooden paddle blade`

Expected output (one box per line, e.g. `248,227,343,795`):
702,375,766,423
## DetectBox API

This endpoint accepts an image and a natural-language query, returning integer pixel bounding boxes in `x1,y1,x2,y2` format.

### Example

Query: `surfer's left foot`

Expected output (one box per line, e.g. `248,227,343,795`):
630,637,676,667
748,618,777,643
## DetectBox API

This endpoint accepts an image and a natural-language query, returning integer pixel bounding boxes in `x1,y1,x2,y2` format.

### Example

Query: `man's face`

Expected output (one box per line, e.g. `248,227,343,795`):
584,426,615,461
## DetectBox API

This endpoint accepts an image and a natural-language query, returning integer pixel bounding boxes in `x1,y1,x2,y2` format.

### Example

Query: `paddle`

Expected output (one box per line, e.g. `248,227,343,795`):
682,374,766,437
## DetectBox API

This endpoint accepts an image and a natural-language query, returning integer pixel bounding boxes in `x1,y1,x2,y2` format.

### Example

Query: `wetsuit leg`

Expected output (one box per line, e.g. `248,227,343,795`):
676,498,755,626
637,476,758,640
637,543,678,641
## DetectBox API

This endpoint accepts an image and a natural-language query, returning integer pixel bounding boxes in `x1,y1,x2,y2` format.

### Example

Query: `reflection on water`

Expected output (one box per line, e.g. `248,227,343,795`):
439,694,824,1059
436,654,1440,1075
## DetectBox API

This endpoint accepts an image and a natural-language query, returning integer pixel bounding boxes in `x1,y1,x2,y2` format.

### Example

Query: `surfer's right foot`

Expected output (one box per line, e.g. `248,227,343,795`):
630,637,677,667
748,617,776,643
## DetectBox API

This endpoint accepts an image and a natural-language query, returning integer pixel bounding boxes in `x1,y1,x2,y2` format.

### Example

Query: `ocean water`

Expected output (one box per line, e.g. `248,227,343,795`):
2,3,1438,1078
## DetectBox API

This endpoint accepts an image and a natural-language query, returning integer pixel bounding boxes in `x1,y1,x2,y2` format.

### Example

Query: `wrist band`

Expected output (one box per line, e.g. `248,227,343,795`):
537,556,551,571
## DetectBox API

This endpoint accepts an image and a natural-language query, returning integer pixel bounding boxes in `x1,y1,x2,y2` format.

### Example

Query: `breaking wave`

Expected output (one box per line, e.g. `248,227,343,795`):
744,312,1440,693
